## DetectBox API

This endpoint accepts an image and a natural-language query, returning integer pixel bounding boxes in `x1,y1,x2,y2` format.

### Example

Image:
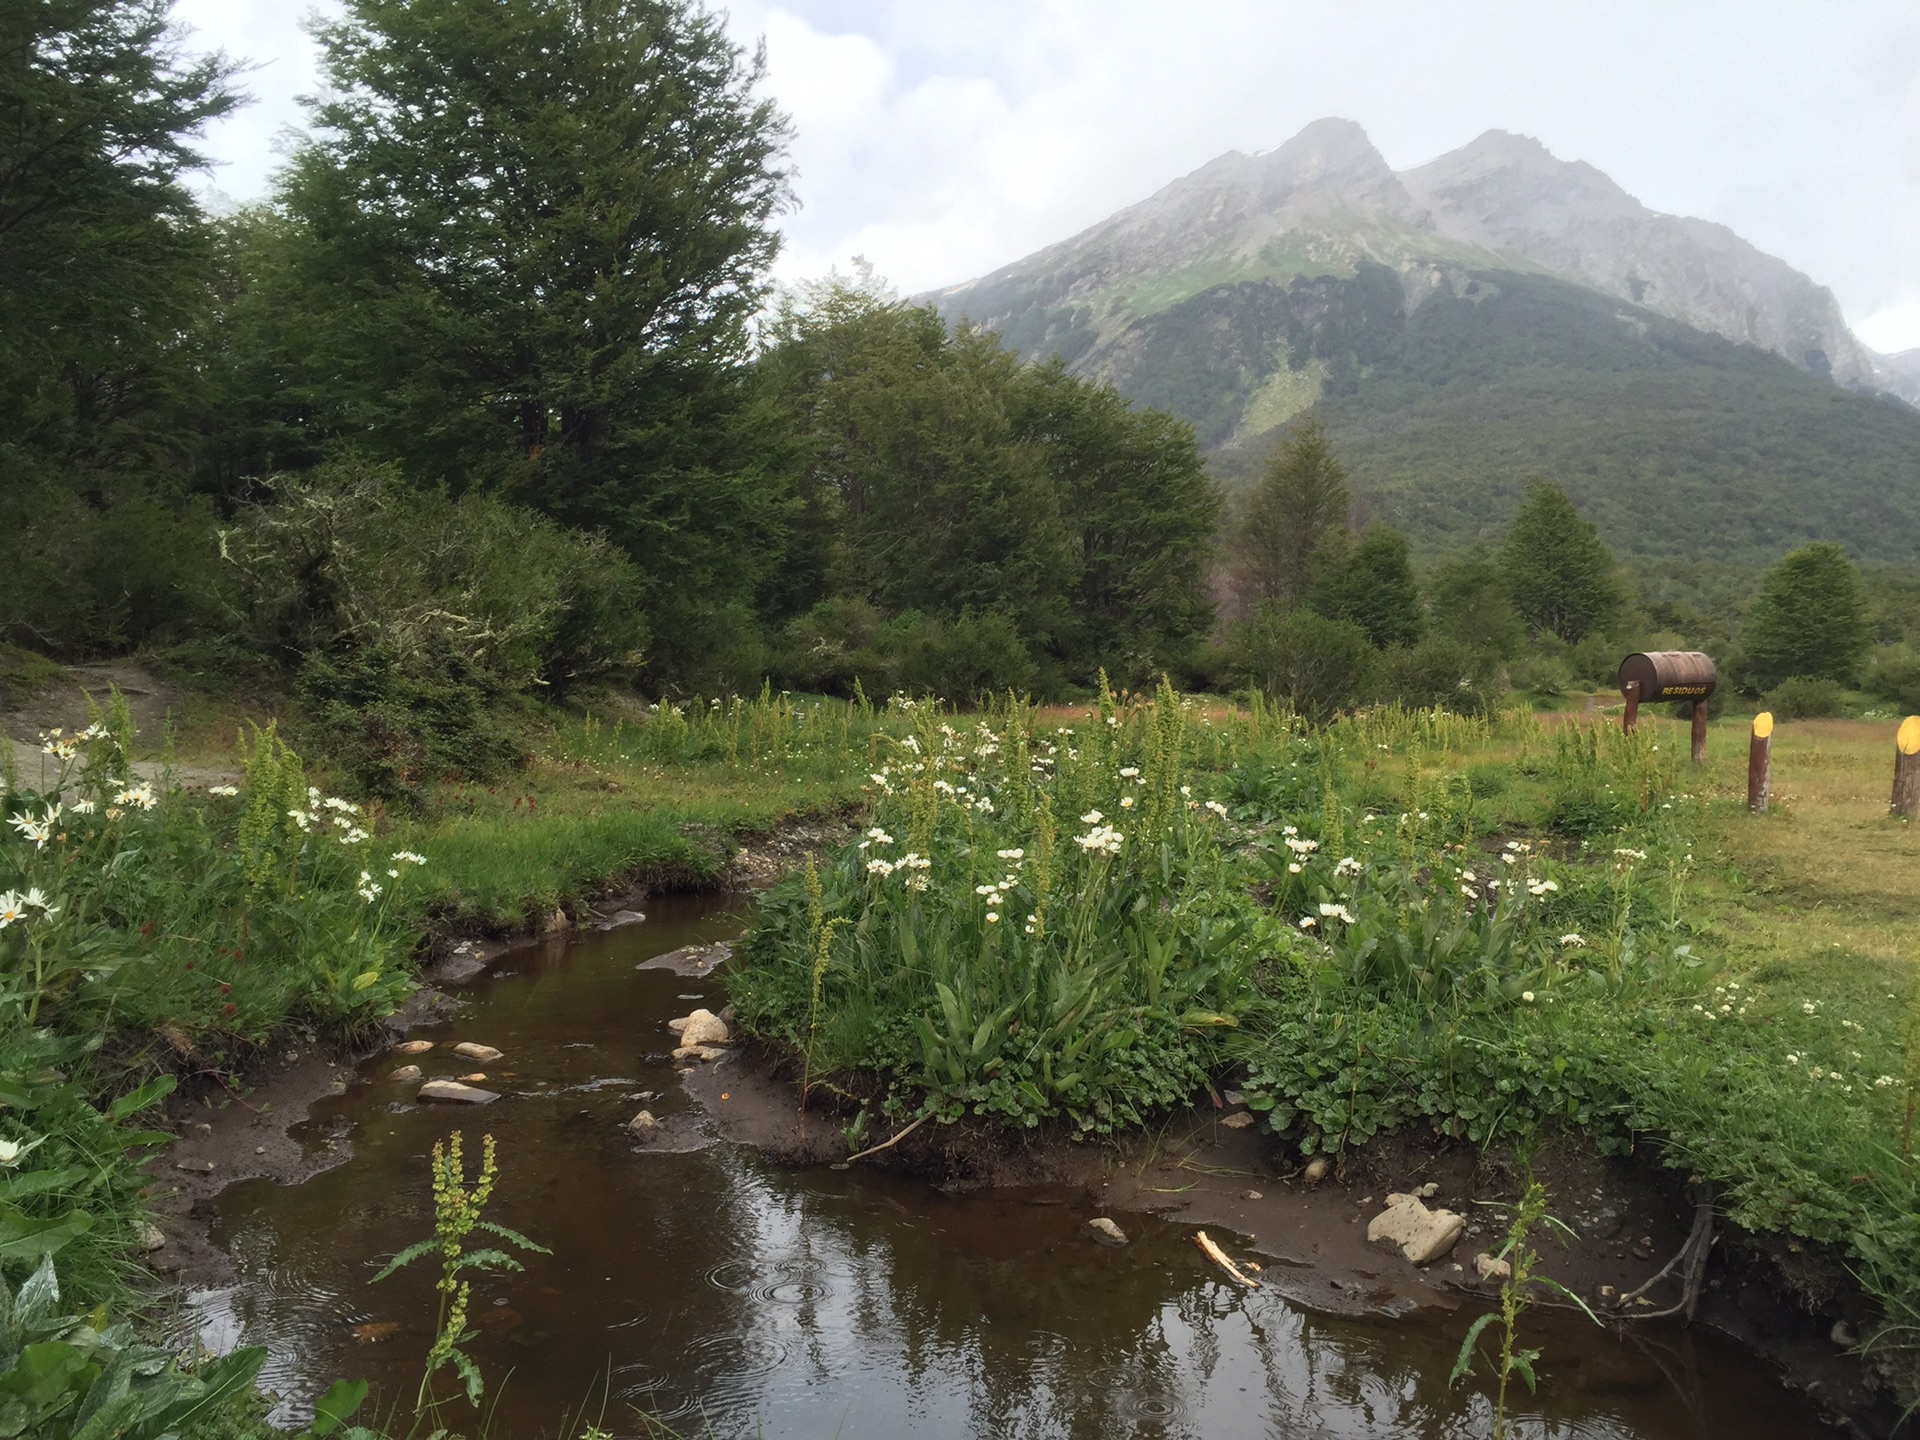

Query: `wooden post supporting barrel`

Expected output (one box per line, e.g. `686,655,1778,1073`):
1617,652,1718,762
1749,711,1773,812
1894,716,1920,820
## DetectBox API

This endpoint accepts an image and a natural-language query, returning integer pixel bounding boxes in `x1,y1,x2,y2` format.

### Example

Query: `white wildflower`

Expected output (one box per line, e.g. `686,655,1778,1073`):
208,785,239,797
1559,933,1586,948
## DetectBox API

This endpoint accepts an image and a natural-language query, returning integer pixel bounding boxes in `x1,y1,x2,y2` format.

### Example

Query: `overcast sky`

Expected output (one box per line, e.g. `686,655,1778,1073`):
173,0,1920,352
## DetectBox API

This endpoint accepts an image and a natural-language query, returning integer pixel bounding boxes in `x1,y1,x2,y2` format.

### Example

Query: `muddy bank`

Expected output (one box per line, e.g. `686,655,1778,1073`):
682,1042,1910,1438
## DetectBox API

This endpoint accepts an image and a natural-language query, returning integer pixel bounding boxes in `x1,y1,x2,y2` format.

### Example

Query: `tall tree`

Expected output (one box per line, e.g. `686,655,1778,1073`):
265,0,793,616
1425,549,1525,658
1741,542,1873,687
1234,413,1350,613
1500,480,1622,643
0,0,238,466
1011,361,1221,683
1318,523,1423,649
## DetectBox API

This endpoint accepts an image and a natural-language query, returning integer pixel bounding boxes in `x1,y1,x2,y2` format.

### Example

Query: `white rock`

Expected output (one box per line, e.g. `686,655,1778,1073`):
1085,1217,1128,1246
628,1110,660,1133
1219,1112,1255,1130
395,1040,434,1054
1474,1250,1512,1282
1367,1192,1466,1266
1416,1182,1440,1198
452,1042,504,1062
671,1045,727,1063
676,1010,731,1047
388,1065,423,1083
1303,1156,1331,1183
139,1223,166,1252
419,1080,499,1104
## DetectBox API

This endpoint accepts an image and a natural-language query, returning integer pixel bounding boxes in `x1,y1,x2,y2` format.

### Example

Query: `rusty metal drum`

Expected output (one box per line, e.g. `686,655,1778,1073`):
1617,651,1717,702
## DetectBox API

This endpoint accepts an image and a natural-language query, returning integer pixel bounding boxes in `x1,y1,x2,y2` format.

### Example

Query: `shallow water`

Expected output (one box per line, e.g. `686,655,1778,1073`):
191,896,1825,1438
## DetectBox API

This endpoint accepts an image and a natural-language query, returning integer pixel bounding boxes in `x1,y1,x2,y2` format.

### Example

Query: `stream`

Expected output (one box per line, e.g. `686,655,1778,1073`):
188,895,1826,1438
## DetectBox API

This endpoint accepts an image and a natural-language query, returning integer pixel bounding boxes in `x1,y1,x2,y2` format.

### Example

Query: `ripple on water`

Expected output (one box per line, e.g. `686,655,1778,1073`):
627,1331,795,1422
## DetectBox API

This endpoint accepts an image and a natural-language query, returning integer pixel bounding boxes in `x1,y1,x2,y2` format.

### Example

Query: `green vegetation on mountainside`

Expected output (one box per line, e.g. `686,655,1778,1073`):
1107,267,1920,564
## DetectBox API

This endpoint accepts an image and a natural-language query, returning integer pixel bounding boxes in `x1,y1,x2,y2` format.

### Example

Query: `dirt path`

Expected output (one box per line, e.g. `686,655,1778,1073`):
1,658,239,789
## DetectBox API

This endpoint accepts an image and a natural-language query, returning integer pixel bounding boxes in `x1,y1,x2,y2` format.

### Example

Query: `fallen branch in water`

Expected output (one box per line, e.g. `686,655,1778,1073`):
1618,1201,1714,1323
1195,1230,1260,1288
845,1112,931,1164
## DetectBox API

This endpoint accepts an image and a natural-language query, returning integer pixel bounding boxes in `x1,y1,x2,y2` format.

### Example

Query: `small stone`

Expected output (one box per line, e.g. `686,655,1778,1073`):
388,1065,423,1083
542,907,570,934
193,1122,212,1136
1415,1182,1440,1199
452,1042,504,1063
676,1010,731,1048
284,1051,299,1063
458,1073,488,1083
1600,1285,1617,1299
329,1080,349,1097
1474,1251,1512,1282
1085,1217,1128,1246
671,1045,727,1063
1367,1193,1466,1266
1219,1112,1255,1130
139,1223,166,1252
1222,1090,1245,1105
627,1110,660,1134
1243,1189,1263,1201
175,1158,215,1173
1832,1320,1859,1349
1303,1157,1330,1183
419,1080,499,1104
255,1146,265,1155
395,1040,434,1054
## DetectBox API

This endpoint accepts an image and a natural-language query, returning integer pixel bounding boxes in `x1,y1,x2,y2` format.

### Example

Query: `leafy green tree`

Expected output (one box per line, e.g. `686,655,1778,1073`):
1740,541,1873,687
1500,480,1622,642
763,286,1072,659
1425,549,1525,658
1233,413,1350,612
0,0,238,467
263,0,793,647
1318,523,1423,649
1011,361,1220,684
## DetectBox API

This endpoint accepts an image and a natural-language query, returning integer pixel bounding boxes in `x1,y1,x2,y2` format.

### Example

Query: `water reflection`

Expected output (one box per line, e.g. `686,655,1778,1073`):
191,897,1820,1439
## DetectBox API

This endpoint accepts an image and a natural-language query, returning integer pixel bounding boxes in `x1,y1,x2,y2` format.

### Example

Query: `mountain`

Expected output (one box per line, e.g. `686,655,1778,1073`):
929,120,1920,563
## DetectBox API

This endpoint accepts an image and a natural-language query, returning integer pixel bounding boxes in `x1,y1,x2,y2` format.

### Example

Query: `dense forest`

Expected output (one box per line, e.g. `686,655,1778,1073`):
5,0,1918,801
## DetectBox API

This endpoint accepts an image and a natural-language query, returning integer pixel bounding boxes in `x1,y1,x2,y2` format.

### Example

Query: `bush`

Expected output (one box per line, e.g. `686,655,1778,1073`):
899,609,1040,701
1765,675,1848,720
1380,635,1504,715
1865,648,1920,714
218,465,645,790
1232,606,1377,723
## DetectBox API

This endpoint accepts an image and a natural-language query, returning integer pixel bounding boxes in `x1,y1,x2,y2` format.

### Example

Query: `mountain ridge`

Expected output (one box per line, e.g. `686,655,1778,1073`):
930,117,1912,416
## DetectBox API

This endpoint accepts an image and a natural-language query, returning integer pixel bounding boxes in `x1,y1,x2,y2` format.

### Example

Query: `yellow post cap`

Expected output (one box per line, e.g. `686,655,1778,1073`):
1899,715,1920,756
1752,711,1774,740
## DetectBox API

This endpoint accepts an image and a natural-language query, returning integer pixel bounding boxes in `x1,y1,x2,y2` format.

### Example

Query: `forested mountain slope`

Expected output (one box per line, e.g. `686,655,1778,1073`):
930,119,1920,563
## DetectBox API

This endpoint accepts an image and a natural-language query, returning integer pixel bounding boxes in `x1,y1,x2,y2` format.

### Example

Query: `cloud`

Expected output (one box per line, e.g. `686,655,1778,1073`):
175,0,1920,346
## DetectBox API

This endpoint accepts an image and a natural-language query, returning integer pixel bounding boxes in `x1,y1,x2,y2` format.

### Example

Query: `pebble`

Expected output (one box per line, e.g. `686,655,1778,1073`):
1415,1182,1440,1198
1085,1217,1128,1247
1832,1320,1860,1349
139,1223,166,1251
627,1110,660,1134
388,1065,423,1083
1303,1157,1330,1183
1219,1112,1255,1130
452,1042,504,1063
1474,1250,1512,1282
1243,1189,1263,1201
458,1073,488,1083
395,1040,434,1055
419,1080,499,1104
671,1045,727,1064
175,1159,215,1173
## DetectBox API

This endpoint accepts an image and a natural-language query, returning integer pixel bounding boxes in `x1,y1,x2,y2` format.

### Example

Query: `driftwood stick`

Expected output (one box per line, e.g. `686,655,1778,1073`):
1195,1230,1261,1288
844,1112,930,1164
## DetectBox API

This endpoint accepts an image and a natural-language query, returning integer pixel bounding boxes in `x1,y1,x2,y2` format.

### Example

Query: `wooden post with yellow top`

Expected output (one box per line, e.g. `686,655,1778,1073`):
1893,716,1920,820
1748,712,1773,813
